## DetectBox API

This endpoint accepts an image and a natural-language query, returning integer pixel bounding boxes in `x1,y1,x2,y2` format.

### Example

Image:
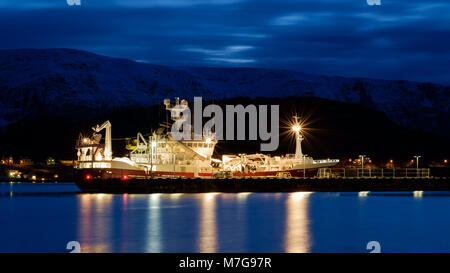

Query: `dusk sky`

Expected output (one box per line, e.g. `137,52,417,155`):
1,0,449,84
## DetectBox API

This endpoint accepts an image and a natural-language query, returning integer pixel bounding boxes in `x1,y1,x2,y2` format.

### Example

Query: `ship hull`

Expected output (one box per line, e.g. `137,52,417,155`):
74,166,324,180
74,168,213,179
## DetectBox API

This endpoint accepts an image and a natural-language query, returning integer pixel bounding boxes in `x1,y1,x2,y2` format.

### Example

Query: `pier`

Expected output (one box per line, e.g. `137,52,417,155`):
318,168,431,178
75,176,450,193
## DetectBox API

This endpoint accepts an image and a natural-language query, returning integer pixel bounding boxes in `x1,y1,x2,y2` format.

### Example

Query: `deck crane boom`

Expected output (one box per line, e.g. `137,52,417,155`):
92,120,112,160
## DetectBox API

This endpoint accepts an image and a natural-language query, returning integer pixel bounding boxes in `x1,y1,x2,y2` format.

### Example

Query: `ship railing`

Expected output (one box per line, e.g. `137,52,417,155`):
313,159,340,164
319,168,431,178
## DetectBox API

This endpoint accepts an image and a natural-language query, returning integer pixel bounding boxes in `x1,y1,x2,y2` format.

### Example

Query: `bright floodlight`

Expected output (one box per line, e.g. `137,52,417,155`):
292,125,301,133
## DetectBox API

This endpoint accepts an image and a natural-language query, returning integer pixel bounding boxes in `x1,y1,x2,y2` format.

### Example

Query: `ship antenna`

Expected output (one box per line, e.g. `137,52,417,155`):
166,103,169,133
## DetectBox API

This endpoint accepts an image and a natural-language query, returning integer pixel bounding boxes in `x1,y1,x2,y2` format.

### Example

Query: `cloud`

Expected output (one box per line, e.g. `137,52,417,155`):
271,13,308,26
0,0,449,84
181,45,254,56
180,45,255,65
206,57,255,63
0,0,243,8
113,0,243,7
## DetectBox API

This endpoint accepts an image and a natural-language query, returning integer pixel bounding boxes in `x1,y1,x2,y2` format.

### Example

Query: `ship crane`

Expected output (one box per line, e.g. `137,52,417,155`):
92,120,112,161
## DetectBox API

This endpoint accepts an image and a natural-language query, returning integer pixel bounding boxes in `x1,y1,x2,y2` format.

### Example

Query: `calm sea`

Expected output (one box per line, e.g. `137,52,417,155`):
1,182,450,253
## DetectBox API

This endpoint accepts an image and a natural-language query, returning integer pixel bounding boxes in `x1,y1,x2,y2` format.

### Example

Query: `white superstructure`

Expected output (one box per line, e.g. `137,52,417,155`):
75,97,339,179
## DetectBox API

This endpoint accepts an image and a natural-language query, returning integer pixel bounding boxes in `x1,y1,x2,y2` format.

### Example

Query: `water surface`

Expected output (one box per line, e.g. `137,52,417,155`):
1,182,450,253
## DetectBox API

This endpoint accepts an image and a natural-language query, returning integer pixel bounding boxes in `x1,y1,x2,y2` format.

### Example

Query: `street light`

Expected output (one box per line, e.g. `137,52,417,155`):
359,155,366,177
292,116,304,159
414,155,421,177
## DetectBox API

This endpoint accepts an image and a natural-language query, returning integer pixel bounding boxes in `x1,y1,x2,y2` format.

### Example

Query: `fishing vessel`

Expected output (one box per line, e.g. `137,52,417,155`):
74,98,339,181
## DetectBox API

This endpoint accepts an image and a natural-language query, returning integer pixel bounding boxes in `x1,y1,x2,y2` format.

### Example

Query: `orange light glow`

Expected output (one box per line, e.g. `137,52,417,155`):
292,125,301,133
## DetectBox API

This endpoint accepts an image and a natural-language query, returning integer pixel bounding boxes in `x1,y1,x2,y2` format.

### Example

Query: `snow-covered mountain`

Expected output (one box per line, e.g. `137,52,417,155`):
0,48,448,136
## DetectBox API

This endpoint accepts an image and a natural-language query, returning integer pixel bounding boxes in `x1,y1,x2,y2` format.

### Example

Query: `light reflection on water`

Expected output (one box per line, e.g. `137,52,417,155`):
284,192,311,253
3,183,450,253
75,191,312,253
199,193,218,253
146,194,161,253
79,194,114,253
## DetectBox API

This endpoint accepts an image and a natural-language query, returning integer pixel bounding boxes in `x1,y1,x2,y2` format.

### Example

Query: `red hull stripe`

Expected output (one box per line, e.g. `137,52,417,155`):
77,167,320,178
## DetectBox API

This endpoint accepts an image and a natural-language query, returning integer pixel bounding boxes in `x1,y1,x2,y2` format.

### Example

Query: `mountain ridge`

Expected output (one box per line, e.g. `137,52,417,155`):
0,48,448,137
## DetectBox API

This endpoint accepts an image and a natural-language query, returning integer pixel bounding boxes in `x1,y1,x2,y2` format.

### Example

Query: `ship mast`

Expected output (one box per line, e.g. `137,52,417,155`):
292,116,303,159
92,120,112,160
